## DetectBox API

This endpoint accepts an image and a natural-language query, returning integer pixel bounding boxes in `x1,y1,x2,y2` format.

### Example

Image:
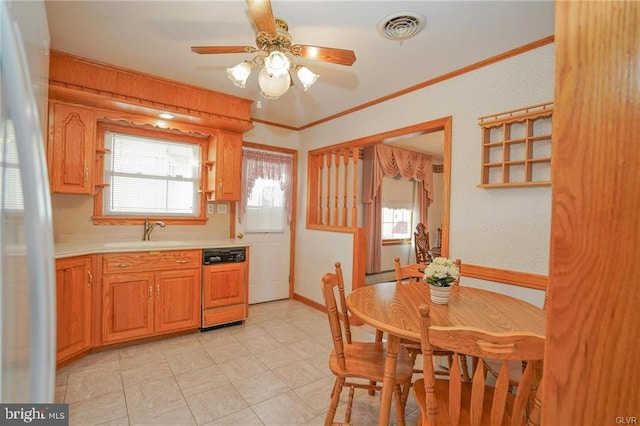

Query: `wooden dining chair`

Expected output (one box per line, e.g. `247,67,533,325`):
320,262,414,426
414,223,433,264
413,304,545,426
392,257,470,381
484,294,548,393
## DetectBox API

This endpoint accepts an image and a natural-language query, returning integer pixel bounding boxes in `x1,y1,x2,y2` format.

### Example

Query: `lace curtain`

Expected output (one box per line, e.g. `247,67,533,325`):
239,149,293,225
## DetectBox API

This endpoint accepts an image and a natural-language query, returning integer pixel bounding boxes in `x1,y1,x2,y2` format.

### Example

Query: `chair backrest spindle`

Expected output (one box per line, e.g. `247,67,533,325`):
417,304,545,425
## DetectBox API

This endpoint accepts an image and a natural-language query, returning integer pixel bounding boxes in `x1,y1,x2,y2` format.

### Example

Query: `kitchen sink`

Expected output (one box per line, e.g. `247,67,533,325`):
103,241,190,249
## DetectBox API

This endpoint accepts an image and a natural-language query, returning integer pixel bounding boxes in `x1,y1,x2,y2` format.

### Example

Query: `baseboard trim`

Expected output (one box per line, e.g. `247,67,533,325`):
293,293,326,313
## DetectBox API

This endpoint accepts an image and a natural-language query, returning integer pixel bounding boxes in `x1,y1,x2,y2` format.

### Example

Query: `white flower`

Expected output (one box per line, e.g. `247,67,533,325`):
422,257,460,287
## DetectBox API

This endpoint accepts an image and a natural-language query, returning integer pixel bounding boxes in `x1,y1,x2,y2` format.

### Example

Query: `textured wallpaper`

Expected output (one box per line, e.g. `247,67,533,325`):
297,43,555,303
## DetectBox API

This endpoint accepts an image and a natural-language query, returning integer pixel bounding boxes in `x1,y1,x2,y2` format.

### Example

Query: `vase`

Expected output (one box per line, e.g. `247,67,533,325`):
429,284,451,304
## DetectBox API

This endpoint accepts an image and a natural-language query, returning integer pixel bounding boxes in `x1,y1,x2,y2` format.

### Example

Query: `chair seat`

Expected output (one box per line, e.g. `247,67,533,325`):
485,359,525,387
329,341,414,383
413,378,519,426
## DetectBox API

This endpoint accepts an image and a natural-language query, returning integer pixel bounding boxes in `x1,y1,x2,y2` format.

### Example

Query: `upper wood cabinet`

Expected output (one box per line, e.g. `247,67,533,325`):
206,131,242,201
55,256,92,364
47,102,95,194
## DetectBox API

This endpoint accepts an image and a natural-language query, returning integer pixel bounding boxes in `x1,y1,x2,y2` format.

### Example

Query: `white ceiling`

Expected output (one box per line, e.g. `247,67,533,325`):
44,1,555,130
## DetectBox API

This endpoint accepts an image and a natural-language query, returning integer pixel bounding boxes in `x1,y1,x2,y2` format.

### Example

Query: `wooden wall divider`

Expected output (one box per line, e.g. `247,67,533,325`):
461,263,548,291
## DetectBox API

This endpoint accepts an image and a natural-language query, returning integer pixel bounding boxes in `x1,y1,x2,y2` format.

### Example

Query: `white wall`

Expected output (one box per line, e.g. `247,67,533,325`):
243,123,299,150
51,194,232,242
294,44,554,305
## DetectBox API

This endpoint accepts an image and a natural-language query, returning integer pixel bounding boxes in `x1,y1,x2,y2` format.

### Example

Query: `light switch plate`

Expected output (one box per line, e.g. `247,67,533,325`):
216,204,228,215
207,203,214,214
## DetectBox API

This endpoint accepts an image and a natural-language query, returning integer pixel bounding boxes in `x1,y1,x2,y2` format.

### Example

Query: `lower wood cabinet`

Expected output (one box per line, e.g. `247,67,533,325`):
101,250,201,344
56,256,92,364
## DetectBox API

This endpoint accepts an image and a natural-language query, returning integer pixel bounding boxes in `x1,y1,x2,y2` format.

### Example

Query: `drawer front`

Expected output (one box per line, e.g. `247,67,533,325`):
103,250,200,274
202,304,246,328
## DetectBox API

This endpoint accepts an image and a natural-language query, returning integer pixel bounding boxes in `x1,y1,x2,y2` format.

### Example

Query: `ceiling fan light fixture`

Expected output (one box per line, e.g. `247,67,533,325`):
296,65,319,91
258,66,291,99
264,51,291,76
227,61,253,88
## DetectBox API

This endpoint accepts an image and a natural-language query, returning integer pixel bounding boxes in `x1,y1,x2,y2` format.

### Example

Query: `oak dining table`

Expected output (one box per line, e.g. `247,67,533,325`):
346,281,546,425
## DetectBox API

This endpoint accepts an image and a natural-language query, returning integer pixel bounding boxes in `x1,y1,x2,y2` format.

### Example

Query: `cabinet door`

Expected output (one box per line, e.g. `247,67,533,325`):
48,102,95,194
155,269,200,333
56,256,92,363
216,132,242,201
202,262,246,309
102,273,154,343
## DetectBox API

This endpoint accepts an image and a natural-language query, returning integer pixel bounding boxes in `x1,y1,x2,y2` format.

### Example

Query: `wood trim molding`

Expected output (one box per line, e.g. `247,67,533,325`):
255,36,555,131
293,293,327,313
251,117,299,131
461,263,548,291
352,227,366,291
309,116,452,154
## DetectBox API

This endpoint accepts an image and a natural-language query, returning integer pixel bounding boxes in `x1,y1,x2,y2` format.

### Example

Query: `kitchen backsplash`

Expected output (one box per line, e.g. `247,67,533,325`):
52,194,230,242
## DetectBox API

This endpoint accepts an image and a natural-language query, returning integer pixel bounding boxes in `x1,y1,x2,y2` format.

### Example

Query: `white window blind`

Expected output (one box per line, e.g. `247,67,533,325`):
381,175,415,240
0,119,24,211
103,131,200,216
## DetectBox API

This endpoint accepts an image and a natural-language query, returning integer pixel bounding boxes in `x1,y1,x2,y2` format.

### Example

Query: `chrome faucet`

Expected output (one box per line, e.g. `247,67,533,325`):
143,217,166,241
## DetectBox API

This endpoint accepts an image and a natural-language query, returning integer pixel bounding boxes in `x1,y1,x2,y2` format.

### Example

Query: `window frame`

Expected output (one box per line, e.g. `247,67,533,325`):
381,205,414,245
93,122,208,225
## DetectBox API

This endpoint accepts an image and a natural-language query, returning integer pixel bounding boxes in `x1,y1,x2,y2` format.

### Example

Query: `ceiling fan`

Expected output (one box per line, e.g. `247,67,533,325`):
190,0,357,99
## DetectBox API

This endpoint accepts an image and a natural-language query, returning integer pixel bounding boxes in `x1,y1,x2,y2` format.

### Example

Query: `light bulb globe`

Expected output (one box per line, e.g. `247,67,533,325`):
258,67,291,99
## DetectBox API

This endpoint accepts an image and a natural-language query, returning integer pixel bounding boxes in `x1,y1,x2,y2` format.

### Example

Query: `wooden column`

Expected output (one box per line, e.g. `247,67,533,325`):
544,1,640,423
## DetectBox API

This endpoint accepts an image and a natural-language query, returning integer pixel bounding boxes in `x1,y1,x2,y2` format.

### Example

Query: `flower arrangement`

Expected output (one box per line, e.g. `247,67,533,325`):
422,257,460,287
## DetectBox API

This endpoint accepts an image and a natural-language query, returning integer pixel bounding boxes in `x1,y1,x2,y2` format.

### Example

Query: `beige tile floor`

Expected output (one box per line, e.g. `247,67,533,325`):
56,299,420,425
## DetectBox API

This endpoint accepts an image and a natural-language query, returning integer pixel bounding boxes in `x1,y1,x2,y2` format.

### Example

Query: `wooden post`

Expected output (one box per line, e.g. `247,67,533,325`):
352,148,359,228
342,149,349,227
544,1,640,423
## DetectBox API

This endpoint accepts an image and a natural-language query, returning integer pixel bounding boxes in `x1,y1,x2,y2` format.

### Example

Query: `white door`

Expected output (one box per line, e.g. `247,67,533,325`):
236,148,293,304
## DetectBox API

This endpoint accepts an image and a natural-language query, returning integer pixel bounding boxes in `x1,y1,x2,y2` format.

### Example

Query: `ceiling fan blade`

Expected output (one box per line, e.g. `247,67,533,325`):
191,46,257,55
291,44,357,66
246,0,276,34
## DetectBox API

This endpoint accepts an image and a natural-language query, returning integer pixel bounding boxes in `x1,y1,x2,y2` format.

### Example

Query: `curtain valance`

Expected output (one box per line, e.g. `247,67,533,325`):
239,149,293,224
363,144,434,204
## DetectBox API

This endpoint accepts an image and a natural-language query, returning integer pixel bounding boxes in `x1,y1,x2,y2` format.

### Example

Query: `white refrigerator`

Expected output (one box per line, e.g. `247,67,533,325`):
0,0,55,403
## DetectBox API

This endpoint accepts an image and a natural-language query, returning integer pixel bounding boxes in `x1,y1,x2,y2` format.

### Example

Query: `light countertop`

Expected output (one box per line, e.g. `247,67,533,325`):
54,239,249,259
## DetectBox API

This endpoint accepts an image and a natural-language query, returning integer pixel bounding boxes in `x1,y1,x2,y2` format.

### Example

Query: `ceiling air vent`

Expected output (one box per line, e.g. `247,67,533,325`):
378,11,426,42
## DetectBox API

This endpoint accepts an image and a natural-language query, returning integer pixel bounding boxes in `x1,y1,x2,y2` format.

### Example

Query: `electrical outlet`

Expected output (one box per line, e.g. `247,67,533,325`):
216,204,228,215
207,203,214,214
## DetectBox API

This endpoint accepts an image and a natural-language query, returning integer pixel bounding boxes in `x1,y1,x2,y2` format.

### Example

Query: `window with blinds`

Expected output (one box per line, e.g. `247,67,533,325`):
0,120,24,211
381,175,415,242
103,131,201,216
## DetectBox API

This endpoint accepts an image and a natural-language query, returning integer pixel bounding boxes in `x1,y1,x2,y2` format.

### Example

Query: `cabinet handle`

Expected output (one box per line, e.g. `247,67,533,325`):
115,263,130,268
148,285,152,298
175,259,189,264
84,167,89,182
156,284,160,297
219,179,222,190
87,271,93,287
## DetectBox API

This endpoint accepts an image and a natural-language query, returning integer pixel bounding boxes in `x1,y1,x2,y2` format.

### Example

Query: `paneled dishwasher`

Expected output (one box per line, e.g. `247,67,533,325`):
201,247,248,331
